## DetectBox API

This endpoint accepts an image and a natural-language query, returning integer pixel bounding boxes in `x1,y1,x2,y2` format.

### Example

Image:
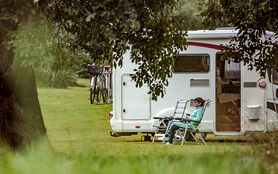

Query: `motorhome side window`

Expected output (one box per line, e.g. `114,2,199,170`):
174,55,210,73
273,68,278,85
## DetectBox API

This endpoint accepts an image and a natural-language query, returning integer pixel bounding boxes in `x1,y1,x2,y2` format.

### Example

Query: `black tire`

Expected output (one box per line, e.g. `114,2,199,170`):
96,87,100,103
90,88,94,104
201,132,207,139
91,76,98,104
100,89,105,103
185,133,195,141
102,88,108,103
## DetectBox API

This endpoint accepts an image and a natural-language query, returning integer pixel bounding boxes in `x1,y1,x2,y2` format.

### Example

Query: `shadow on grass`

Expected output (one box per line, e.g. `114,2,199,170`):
123,138,248,143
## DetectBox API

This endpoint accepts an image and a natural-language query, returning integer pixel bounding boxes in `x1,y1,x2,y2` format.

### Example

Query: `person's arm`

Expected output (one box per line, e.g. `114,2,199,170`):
188,110,202,121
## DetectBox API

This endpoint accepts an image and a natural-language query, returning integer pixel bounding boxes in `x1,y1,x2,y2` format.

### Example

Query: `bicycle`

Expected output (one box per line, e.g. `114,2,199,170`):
88,64,112,104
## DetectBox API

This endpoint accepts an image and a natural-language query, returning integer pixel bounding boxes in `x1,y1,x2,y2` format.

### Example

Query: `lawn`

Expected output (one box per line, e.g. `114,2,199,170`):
0,78,276,174
39,79,248,155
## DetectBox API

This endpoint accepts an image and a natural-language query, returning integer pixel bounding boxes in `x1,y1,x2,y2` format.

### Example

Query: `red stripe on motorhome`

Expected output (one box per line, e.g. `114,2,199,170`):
187,42,223,50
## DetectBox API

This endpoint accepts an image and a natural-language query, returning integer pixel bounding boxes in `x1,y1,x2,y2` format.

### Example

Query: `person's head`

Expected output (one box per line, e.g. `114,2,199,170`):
193,97,204,107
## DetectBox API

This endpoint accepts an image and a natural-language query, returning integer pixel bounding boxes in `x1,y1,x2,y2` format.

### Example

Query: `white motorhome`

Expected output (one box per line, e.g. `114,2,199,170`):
109,29,278,137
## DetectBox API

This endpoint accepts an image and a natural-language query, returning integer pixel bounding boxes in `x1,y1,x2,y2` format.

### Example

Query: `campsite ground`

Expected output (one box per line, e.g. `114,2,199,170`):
39,79,249,155
0,79,276,174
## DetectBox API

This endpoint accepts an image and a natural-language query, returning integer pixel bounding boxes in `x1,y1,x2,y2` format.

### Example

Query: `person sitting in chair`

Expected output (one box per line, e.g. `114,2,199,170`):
158,97,205,145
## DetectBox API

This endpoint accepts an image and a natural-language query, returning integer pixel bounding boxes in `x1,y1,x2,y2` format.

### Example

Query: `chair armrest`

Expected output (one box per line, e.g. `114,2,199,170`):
181,119,200,123
153,117,164,119
153,125,167,129
153,116,173,120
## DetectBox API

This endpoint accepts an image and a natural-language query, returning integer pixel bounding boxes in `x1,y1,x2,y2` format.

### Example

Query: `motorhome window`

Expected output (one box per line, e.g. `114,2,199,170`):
273,68,278,85
174,55,210,73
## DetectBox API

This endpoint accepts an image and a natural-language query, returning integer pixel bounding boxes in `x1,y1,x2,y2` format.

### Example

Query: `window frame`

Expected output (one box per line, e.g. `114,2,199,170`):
273,68,278,85
173,54,211,74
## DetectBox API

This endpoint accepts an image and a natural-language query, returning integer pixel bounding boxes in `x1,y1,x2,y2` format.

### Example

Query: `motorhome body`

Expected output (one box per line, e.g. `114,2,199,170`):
109,29,278,137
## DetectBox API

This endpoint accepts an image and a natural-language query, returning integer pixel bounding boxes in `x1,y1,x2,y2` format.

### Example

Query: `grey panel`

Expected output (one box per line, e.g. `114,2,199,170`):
244,82,257,87
190,79,209,87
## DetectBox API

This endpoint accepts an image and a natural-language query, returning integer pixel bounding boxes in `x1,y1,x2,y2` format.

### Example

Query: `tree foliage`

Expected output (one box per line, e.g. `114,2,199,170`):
200,0,278,77
0,0,35,24
7,18,84,88
1,0,79,88
0,0,48,149
48,0,188,100
198,0,228,29
174,0,205,30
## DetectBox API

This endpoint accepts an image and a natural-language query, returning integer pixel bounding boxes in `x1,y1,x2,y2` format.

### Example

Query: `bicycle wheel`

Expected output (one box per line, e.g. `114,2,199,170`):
91,76,98,104
96,87,101,103
89,77,94,104
102,88,108,103
90,88,94,104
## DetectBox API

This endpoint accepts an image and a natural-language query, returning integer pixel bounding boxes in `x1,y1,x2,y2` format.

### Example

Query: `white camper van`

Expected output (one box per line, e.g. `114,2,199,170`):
109,29,278,137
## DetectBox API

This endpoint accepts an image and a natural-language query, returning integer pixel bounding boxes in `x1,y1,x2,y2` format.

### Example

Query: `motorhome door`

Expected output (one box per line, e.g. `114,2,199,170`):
121,74,151,120
215,54,241,133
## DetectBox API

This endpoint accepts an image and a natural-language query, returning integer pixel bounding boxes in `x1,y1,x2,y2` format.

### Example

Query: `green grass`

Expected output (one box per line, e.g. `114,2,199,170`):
0,78,277,173
38,79,249,155
0,143,273,174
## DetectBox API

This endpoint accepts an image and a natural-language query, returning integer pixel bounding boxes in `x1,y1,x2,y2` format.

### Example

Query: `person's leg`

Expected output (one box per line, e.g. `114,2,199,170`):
166,121,187,136
166,122,188,144
168,125,179,144
165,122,175,136
158,122,175,141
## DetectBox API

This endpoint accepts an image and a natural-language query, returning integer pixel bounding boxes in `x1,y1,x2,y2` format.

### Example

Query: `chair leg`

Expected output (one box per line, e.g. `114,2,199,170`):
198,133,207,145
173,132,178,144
181,133,187,145
191,132,198,142
181,126,188,146
152,128,158,143
152,134,156,143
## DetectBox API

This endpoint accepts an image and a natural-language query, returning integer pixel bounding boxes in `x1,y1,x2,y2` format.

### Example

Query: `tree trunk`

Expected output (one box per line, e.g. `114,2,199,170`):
0,20,47,149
